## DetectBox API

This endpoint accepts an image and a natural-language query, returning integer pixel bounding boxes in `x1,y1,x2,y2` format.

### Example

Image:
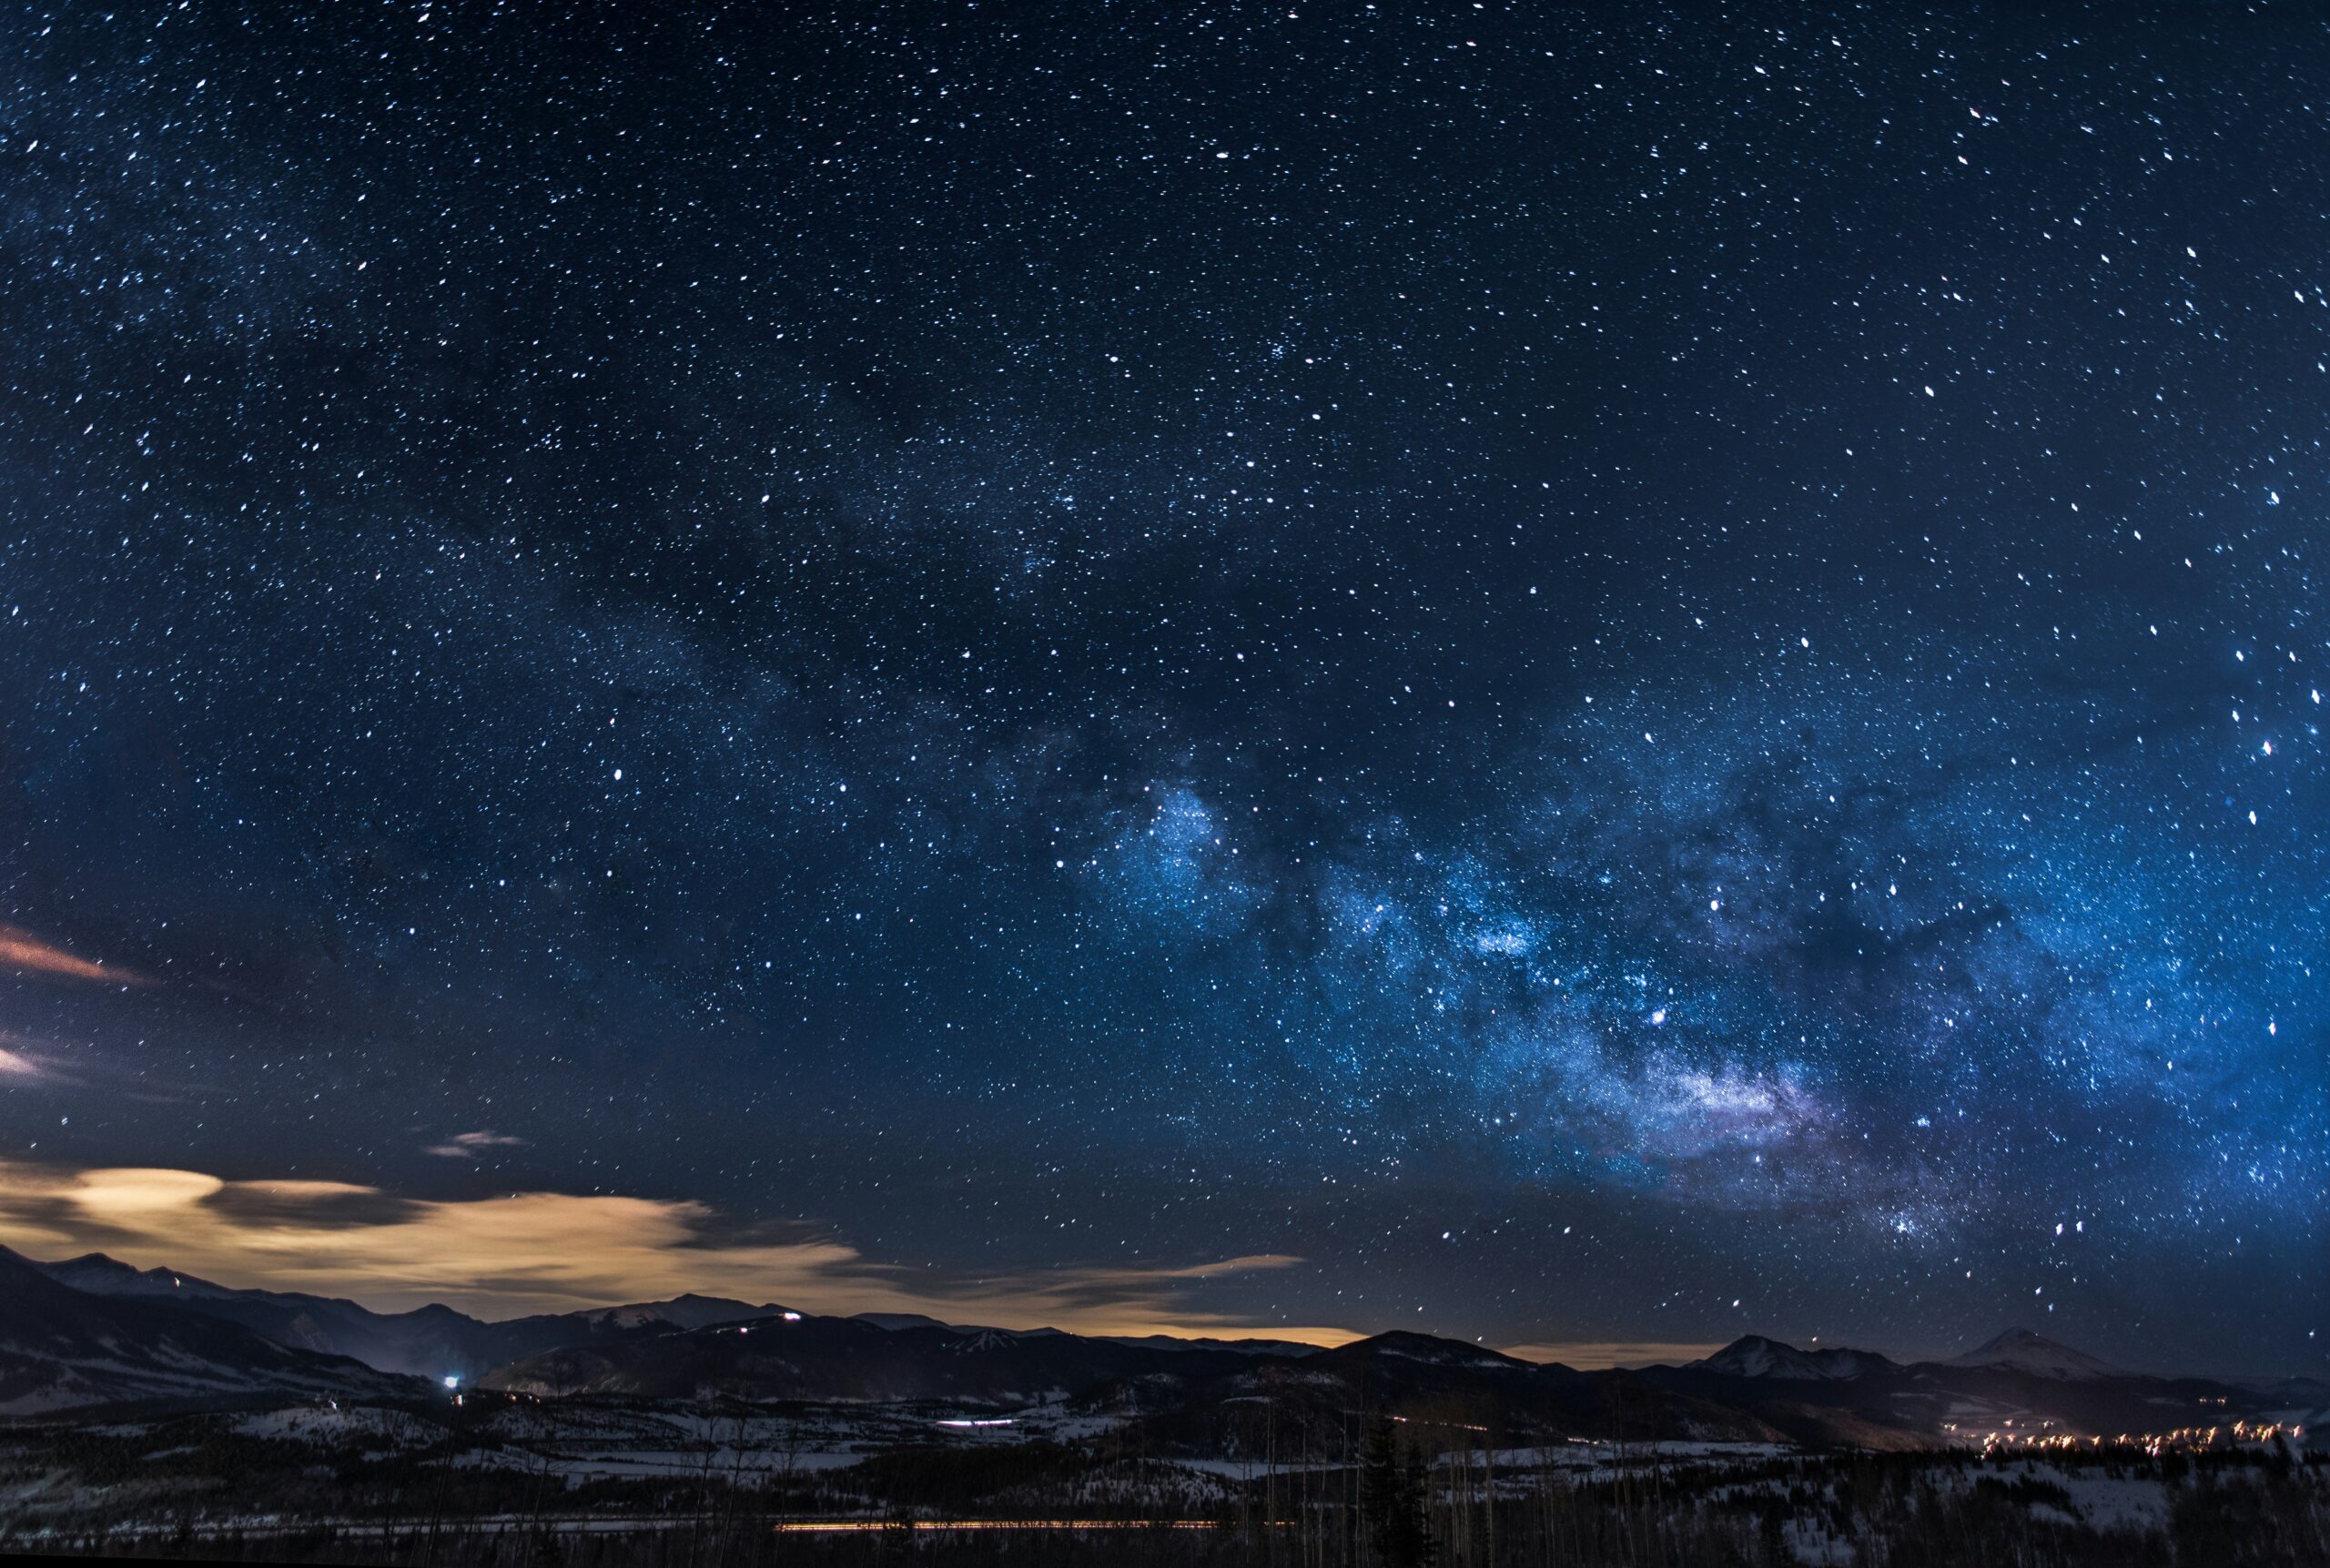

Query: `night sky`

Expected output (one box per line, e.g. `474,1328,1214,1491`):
0,4,2324,1375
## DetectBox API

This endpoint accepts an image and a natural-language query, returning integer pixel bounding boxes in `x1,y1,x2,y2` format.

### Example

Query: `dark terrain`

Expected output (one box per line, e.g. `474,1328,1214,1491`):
1,1248,2325,1563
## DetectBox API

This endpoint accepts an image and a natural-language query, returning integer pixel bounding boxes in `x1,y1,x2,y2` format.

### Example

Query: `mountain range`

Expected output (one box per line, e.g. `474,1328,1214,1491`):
1651,1329,2328,1451
15,1247,793,1381
0,1249,418,1415
5,1245,2325,1450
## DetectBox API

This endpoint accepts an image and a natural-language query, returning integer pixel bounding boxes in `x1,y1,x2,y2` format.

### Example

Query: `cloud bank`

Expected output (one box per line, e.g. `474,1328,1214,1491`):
0,1158,1350,1344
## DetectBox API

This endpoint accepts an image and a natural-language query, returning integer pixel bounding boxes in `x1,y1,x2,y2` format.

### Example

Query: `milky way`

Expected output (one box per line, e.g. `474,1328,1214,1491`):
0,5,2323,1372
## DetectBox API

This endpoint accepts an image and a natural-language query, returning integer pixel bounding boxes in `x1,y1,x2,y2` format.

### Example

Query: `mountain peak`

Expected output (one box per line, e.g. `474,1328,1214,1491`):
1695,1335,1892,1381
51,1251,152,1279
34,1250,233,1298
571,1295,776,1331
1948,1327,2124,1381
1332,1330,1531,1370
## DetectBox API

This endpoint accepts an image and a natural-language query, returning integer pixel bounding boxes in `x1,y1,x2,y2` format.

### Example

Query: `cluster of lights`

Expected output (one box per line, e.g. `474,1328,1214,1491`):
1974,1419,2305,1458
720,1312,804,1337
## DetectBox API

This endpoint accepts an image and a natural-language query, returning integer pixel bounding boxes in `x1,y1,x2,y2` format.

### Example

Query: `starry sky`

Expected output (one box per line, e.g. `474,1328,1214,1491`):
0,3,2324,1374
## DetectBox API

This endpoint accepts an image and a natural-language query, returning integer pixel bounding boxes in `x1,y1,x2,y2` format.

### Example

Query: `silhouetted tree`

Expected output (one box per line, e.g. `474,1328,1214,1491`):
1361,1415,1434,1568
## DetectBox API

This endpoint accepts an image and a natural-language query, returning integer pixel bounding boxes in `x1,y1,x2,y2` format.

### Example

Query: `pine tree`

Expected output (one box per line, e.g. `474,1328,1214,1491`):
1360,1414,1435,1567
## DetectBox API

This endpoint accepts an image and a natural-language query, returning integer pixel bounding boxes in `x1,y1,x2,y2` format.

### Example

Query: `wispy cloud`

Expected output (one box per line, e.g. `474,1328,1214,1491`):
0,1158,1352,1344
0,1034,85,1087
0,925,152,987
424,1130,528,1158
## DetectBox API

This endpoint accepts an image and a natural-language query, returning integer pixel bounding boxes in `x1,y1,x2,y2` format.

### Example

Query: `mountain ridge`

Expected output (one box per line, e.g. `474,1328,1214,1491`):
15,1249,2318,1451
5,1247,788,1380
1693,1334,1899,1381
0,1249,422,1416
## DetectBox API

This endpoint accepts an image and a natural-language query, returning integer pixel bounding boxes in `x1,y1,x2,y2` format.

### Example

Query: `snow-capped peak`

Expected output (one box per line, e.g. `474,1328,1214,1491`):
1695,1335,1890,1381
1947,1328,2125,1381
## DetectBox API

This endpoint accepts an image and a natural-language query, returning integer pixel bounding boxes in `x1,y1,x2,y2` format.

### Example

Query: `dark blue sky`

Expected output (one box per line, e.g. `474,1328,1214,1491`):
0,2,2322,1372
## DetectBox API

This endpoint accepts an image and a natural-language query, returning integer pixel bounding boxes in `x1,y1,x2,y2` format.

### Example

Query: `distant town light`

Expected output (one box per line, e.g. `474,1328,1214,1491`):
442,1375,461,1390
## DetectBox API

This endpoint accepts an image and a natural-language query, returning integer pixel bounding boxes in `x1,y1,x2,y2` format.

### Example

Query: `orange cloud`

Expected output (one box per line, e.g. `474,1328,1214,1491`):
0,1158,1354,1346
0,926,152,987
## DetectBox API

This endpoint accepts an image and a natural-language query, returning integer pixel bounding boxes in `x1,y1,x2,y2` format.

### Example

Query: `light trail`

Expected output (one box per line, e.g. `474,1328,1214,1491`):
769,1518,1290,1533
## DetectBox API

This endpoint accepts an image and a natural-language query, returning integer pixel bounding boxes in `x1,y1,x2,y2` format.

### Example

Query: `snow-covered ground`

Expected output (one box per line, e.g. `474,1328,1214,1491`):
5,1391,2321,1565
1930,1458,2174,1533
